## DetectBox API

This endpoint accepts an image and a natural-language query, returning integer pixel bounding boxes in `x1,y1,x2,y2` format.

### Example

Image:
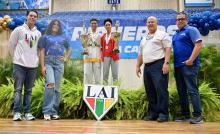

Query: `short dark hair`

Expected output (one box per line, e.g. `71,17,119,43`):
90,18,98,23
177,11,188,19
45,19,63,35
104,18,112,25
26,10,38,17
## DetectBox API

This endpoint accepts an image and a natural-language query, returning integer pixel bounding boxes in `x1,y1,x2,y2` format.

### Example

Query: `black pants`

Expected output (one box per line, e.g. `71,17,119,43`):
143,59,169,119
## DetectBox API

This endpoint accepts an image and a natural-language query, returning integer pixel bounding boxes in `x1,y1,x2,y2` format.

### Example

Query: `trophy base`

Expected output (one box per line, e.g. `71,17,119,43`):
113,49,120,53
81,51,89,55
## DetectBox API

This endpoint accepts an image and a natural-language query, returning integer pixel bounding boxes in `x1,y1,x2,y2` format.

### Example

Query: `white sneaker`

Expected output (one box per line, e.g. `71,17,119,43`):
13,112,22,121
24,113,35,121
51,115,60,120
44,115,51,121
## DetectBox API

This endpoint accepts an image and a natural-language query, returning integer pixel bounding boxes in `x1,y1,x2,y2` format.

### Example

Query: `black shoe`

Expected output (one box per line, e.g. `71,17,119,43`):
81,51,88,55
175,116,190,122
157,117,168,122
144,116,157,121
189,116,203,124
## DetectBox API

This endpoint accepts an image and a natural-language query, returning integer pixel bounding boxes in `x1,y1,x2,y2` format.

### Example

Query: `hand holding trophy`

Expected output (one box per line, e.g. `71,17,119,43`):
80,22,89,55
113,20,121,53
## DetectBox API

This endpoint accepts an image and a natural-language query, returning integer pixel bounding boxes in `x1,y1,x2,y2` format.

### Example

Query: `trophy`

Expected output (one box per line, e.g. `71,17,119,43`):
113,20,121,53
80,21,88,55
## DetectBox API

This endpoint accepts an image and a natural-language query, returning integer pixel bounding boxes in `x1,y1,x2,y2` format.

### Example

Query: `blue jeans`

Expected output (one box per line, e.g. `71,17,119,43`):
13,64,37,113
143,59,169,119
42,56,64,115
174,65,202,117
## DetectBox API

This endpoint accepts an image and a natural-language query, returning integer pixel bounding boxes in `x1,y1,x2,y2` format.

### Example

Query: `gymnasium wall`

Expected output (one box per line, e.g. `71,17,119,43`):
52,0,220,13
52,0,178,12
214,0,220,8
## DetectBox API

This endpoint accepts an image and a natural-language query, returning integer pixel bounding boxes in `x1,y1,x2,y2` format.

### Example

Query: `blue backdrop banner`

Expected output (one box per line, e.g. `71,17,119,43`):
41,10,177,59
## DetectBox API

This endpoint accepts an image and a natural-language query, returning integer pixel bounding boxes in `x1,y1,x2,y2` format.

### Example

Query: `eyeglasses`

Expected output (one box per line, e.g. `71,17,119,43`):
176,18,186,21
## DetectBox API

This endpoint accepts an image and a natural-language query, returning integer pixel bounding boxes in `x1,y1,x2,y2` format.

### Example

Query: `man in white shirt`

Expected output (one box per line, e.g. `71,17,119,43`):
136,16,171,122
84,18,102,84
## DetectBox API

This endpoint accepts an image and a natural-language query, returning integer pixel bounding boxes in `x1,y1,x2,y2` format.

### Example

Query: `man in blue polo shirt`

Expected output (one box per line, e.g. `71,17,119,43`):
172,12,203,124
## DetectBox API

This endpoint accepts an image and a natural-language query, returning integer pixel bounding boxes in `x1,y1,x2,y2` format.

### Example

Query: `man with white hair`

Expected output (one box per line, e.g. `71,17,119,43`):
136,16,171,122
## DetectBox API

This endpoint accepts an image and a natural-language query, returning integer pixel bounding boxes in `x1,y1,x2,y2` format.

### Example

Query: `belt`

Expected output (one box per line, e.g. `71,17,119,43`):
145,58,164,67
84,58,101,63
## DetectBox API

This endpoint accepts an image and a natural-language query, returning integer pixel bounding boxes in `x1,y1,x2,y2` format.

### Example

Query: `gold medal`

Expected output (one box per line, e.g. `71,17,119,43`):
105,46,109,49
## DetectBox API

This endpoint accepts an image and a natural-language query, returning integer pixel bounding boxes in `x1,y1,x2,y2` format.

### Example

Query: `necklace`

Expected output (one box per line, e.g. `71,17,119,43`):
146,33,154,40
91,31,98,42
88,31,99,46
105,33,111,45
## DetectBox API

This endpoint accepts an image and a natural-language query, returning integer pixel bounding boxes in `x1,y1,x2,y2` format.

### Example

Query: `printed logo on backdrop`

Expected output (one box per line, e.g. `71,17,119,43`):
83,85,118,121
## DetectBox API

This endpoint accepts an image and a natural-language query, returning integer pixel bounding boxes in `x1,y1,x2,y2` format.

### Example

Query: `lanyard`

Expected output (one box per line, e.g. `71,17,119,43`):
90,31,98,42
105,33,111,45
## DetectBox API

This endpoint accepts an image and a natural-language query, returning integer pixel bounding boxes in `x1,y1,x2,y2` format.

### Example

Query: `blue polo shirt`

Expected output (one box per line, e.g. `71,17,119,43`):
38,34,70,56
172,25,202,68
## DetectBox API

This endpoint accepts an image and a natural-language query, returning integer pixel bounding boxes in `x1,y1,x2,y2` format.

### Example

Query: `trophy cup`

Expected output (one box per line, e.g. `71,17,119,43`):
80,22,88,55
113,20,121,53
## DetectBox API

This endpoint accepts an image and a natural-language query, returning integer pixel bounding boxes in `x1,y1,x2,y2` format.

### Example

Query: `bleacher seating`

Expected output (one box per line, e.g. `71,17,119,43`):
0,0,48,10
0,3,6,10
40,9,177,25
185,8,220,15
0,10,48,18
9,2,20,9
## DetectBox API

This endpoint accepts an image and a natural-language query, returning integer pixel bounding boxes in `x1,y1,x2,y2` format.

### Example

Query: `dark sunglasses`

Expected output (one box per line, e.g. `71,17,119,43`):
176,18,186,21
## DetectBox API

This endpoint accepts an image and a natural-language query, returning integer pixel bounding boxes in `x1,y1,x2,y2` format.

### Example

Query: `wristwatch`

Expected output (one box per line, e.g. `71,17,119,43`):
165,61,169,65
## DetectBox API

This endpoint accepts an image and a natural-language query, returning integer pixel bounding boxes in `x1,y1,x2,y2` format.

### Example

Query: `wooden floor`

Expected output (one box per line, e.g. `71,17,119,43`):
0,119,220,134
